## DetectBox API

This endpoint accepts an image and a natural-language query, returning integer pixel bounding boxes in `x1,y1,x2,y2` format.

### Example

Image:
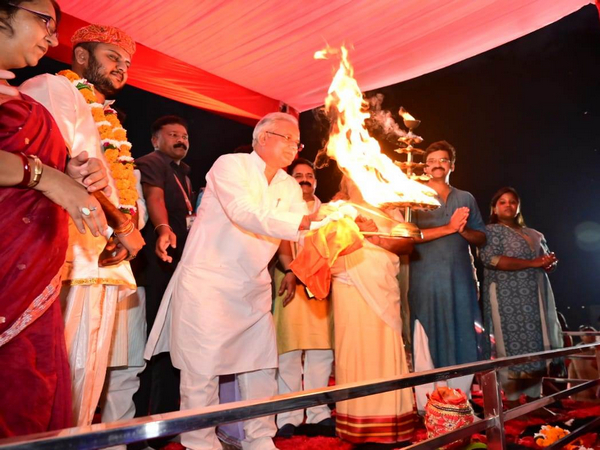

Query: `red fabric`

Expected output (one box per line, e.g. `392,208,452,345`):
46,0,591,118
0,96,68,338
71,24,136,56
47,14,282,125
0,301,72,437
424,388,475,449
0,96,71,436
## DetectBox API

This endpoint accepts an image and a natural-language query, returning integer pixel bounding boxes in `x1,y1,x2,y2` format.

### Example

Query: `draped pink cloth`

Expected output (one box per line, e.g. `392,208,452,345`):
45,0,592,121
0,95,71,436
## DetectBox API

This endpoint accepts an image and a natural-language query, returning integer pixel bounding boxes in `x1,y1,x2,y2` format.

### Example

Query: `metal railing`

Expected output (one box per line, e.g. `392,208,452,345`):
1,341,599,450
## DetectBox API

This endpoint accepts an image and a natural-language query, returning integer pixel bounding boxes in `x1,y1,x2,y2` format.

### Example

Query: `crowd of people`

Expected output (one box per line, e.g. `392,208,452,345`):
0,2,578,450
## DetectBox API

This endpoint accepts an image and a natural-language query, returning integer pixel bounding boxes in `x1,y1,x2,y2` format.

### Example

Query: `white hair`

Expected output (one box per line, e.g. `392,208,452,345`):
252,112,299,147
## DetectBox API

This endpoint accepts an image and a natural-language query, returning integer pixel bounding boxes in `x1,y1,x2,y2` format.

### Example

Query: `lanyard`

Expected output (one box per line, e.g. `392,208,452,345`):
173,173,193,214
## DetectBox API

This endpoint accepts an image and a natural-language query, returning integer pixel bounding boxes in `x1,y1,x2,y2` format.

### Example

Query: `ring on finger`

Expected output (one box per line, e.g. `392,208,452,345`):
80,207,91,216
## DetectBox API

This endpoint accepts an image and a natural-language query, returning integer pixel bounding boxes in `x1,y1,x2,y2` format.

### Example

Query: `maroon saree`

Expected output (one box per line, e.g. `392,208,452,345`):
0,95,71,437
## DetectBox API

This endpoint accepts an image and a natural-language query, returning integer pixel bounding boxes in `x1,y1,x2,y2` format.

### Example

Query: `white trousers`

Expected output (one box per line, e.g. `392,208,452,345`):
98,364,145,450
61,284,120,426
101,364,145,423
276,349,333,427
413,320,474,413
180,369,278,450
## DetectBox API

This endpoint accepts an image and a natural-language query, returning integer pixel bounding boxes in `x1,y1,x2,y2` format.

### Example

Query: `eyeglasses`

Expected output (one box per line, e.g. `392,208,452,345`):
425,157,451,165
167,132,189,141
265,131,304,151
8,3,58,39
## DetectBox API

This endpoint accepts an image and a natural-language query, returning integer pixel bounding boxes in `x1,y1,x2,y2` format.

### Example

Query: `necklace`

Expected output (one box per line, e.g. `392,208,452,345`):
58,70,138,214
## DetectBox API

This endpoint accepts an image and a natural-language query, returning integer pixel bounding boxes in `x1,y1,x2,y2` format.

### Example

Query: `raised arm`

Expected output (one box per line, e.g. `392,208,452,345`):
209,155,307,240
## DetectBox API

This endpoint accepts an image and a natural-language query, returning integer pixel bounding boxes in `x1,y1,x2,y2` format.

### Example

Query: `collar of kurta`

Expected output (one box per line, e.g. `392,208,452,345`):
250,150,289,184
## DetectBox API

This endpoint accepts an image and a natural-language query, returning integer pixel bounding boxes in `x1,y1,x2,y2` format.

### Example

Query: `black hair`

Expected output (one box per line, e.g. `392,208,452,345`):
151,115,189,136
488,186,526,227
287,157,314,175
424,140,456,164
71,41,99,60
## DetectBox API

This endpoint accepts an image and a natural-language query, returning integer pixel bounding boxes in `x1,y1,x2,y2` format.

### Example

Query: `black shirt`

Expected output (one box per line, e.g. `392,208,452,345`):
135,150,193,270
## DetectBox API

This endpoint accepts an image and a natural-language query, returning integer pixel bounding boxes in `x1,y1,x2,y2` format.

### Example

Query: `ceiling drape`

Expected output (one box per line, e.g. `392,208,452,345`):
49,0,593,123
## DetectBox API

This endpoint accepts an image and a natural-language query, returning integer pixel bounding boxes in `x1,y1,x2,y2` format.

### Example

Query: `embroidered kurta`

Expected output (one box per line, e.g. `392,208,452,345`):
479,224,563,377
146,151,306,375
409,186,485,368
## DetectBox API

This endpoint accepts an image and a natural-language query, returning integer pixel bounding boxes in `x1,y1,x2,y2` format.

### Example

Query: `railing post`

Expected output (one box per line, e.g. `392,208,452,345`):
481,369,506,450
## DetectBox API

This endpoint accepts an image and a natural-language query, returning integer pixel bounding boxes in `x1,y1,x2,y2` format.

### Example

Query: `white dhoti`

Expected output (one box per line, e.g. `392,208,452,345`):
100,288,147,425
61,284,120,426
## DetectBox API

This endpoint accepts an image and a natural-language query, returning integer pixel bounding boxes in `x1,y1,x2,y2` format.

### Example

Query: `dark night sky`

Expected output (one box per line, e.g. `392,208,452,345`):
14,4,600,328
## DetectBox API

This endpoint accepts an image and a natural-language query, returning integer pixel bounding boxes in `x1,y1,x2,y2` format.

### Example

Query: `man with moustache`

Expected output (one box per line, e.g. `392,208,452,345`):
133,115,193,424
272,158,334,438
145,112,312,450
20,24,144,426
407,140,486,413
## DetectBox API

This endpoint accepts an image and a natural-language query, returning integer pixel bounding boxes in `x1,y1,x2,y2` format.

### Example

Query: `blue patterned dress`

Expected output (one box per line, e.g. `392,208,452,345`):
479,224,563,377
409,187,486,368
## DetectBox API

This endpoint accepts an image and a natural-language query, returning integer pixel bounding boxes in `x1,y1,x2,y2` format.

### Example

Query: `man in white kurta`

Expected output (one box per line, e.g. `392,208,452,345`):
20,25,139,427
146,112,310,450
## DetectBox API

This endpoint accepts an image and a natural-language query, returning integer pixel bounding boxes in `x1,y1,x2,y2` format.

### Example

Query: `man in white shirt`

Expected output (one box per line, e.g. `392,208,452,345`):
146,112,311,450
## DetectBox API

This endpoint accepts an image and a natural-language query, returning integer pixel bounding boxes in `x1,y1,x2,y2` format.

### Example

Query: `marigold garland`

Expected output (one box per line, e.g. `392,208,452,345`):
58,69,138,214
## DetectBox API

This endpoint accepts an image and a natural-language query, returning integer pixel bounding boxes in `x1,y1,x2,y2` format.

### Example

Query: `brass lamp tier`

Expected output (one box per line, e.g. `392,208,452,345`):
394,146,425,155
395,161,426,171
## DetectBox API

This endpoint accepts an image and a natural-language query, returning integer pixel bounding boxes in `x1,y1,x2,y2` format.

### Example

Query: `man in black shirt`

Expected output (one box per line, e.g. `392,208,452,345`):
133,115,193,432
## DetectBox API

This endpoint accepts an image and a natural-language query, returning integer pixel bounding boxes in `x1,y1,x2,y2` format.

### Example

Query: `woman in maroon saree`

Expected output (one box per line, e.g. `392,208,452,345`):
0,0,108,437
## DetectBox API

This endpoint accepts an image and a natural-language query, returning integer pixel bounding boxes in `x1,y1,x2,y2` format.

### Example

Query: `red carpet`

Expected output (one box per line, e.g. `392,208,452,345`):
155,400,600,449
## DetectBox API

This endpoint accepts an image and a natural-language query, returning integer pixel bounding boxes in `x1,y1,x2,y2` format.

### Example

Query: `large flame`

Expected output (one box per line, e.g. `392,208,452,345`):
315,46,439,210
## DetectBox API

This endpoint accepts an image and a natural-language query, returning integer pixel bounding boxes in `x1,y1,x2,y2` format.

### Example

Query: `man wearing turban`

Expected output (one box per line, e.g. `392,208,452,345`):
21,24,145,429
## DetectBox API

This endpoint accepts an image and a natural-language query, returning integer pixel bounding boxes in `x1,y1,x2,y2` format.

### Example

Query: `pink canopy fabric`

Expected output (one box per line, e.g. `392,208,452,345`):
50,0,593,122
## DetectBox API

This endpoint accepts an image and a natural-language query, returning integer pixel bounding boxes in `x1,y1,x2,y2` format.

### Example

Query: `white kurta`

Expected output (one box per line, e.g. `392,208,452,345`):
20,74,135,426
20,74,135,288
146,151,306,376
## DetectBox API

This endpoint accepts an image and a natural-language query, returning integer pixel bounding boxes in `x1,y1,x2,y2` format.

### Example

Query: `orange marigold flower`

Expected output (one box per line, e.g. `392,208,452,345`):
113,129,127,141
91,107,105,122
58,70,78,82
105,114,120,127
104,149,119,162
81,89,97,103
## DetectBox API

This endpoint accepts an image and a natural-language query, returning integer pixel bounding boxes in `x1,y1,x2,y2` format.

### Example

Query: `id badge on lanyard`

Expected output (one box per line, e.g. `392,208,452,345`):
173,174,195,230
186,213,196,231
